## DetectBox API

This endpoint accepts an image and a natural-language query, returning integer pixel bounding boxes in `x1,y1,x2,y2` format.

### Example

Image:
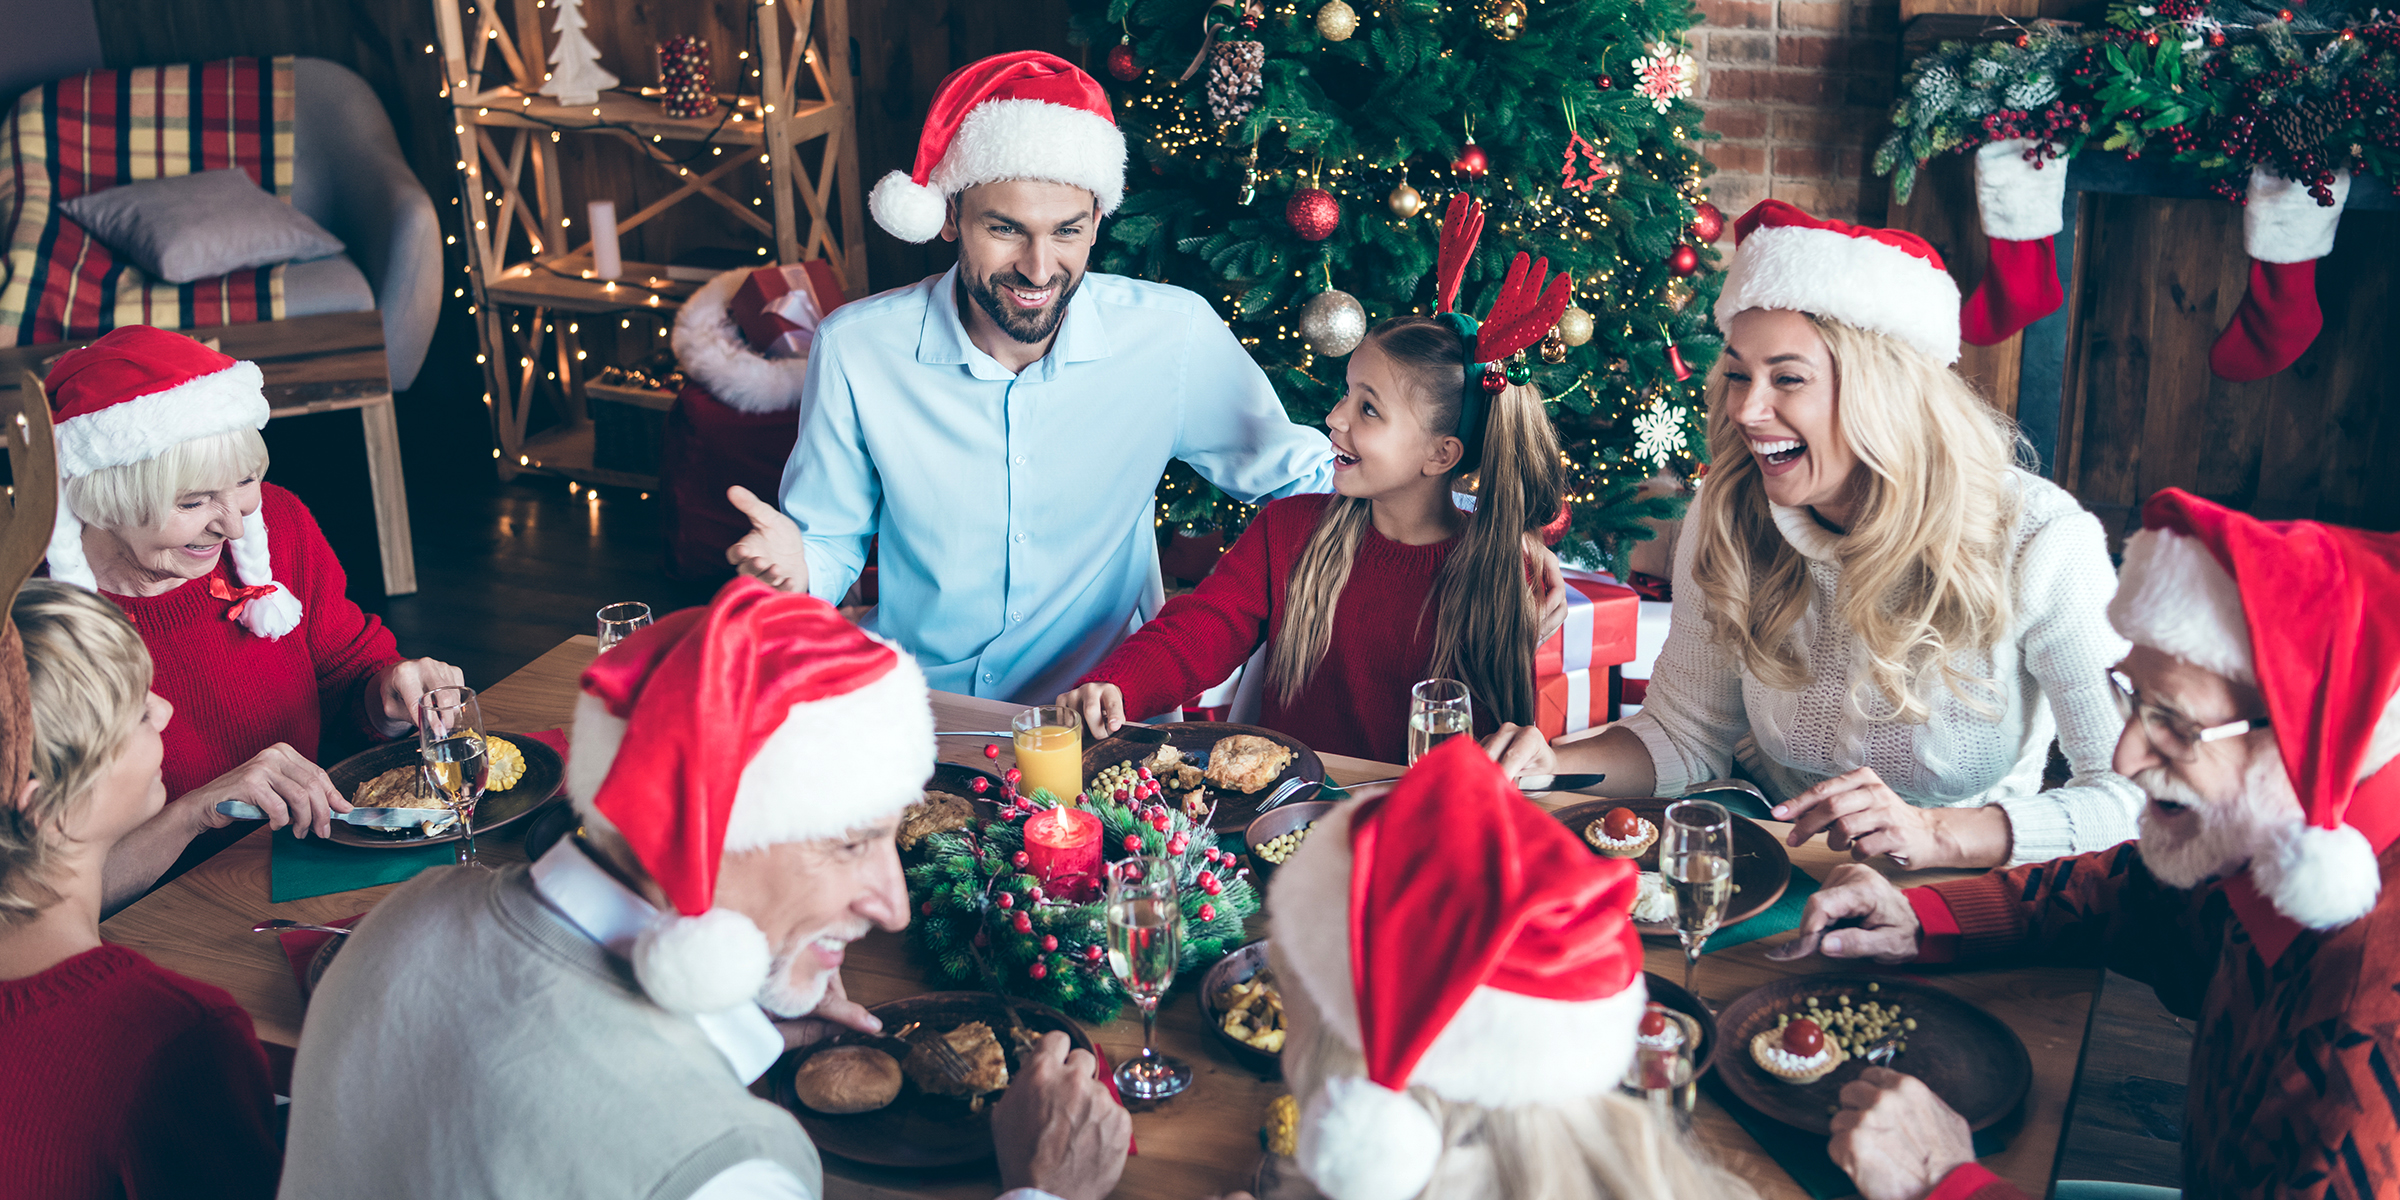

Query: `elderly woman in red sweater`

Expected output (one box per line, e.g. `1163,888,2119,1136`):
0,580,280,1199
39,327,459,910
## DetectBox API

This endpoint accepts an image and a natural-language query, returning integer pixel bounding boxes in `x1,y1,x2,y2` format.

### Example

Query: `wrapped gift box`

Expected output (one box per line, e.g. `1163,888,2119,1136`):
729,260,847,359
1535,569,1639,738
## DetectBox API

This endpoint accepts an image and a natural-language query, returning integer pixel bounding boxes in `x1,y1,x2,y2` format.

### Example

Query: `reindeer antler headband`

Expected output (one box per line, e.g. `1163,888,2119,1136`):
1433,194,1573,464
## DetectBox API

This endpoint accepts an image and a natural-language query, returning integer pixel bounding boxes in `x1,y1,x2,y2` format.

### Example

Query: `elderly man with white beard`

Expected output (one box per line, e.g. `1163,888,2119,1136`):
1766,488,2400,1200
279,579,1131,1200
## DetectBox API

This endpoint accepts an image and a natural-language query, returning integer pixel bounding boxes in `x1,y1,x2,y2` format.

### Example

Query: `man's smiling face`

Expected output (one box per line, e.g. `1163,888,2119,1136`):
944,179,1100,346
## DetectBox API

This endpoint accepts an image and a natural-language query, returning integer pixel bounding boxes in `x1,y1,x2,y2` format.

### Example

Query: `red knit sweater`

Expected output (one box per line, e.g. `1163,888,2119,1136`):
0,944,280,1199
1083,493,1473,764
103,482,404,803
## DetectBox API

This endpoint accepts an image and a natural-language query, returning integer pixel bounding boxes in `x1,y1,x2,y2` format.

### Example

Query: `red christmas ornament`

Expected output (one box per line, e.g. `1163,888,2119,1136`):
1596,73,1614,88
1668,244,1700,276
1042,934,1060,952
1106,42,1139,82
1667,343,1693,381
2144,30,2162,45
1012,851,1030,868
1199,903,1217,922
1286,188,1342,241
983,743,1000,759
1481,366,1508,393
1689,201,1725,244
1028,961,1048,979
997,892,1014,909
1086,944,1105,962
1452,140,1489,177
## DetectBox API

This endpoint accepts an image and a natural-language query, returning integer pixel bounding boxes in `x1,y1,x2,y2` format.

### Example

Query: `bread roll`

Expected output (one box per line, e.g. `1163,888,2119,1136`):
792,1045,902,1114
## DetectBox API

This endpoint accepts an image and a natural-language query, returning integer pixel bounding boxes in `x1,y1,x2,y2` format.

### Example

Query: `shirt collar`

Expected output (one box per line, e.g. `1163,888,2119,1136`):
529,839,786,1084
917,264,1112,382
1770,502,1845,561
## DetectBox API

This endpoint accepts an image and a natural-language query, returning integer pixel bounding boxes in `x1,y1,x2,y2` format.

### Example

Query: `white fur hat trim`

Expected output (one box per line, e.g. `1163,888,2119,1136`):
52,359,267,478
227,504,302,638
1714,225,1961,365
1298,1074,1445,1200
2109,526,2254,684
2251,818,2380,930
872,97,1127,243
670,268,812,414
2245,167,2350,264
1267,802,1648,1110
632,906,774,1014
1975,139,2067,241
567,645,935,849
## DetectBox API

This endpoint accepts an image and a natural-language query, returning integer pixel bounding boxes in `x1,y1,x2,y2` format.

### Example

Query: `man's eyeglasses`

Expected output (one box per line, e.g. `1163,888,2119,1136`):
2107,670,2270,764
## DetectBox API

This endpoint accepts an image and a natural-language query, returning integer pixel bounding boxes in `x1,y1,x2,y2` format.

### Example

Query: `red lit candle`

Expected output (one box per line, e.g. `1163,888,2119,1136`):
1023,805,1102,901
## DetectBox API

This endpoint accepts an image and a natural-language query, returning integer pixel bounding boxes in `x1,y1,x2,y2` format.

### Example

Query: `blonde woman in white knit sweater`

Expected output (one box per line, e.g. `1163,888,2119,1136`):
1486,202,2139,869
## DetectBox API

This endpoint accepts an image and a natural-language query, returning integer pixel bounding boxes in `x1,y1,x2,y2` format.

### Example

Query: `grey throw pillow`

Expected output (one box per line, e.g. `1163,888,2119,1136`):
59,168,345,284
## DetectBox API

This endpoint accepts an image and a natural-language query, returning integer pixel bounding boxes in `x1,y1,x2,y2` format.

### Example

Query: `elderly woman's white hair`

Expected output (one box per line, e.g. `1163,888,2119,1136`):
40,326,300,638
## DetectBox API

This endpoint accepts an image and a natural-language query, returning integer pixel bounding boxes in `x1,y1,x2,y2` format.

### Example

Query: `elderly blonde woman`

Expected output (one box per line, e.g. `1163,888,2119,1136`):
0,581,280,1198
39,326,459,907
1486,202,2137,870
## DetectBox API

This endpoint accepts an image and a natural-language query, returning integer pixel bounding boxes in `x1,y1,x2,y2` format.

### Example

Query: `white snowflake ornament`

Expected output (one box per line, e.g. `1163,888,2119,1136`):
1633,396,1687,471
1634,43,1696,114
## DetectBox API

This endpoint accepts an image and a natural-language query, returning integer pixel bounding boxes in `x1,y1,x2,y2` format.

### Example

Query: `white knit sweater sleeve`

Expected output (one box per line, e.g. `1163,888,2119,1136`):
1988,496,2145,864
1614,527,1750,795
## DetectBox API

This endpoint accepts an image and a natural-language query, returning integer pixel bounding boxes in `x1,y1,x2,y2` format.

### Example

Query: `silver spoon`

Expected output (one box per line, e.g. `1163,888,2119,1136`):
251,919,353,937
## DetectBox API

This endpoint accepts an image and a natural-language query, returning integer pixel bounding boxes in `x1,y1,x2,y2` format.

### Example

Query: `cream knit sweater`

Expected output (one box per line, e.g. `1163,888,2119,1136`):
1614,469,2141,865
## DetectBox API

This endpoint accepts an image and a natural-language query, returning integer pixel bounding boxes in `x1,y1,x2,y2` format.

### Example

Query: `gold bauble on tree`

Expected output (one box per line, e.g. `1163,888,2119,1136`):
1299,289,1368,357
1556,305,1595,347
1478,0,1528,40
1665,279,1696,313
1315,0,1358,41
1539,334,1569,364
1387,182,1424,218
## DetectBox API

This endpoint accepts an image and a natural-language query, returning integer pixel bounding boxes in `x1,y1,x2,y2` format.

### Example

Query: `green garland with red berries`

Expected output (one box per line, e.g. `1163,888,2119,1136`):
901,764,1259,1026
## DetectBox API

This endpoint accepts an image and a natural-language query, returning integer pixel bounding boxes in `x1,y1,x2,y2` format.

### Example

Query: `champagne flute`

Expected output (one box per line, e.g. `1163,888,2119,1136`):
1407,678,1472,765
1660,798,1733,995
417,686,490,867
1105,856,1193,1100
597,601,653,651
1621,1003,1698,1127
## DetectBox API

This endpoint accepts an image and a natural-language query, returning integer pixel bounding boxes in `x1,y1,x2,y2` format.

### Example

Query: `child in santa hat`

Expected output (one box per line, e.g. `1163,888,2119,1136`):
1776,489,2400,1200
1262,736,1757,1200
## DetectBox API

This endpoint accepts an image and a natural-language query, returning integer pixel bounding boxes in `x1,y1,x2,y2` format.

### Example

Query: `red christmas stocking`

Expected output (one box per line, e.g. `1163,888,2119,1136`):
1960,139,2068,345
2210,168,2350,383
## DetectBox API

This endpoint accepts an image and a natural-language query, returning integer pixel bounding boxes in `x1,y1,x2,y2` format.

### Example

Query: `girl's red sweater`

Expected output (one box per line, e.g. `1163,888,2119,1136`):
1082,493,1461,764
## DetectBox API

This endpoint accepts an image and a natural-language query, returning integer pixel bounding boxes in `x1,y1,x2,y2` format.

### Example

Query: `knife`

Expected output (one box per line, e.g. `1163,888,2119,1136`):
1335,773,1607,793
215,800,445,829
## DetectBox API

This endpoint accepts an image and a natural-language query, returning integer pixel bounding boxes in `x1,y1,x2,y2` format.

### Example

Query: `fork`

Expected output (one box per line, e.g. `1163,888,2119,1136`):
1250,776,1318,815
1860,1032,1904,1067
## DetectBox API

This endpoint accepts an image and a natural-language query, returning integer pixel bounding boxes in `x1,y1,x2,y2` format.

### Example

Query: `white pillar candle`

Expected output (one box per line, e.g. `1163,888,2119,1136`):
587,199,621,280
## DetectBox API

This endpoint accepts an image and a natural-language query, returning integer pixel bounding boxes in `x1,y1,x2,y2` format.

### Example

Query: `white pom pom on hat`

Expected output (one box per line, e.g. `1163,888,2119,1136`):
869,171,949,244
872,52,1126,244
1297,1075,1445,1200
633,907,776,1015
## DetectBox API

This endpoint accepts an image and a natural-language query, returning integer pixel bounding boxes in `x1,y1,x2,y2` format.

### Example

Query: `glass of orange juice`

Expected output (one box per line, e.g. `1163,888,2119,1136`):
1011,705,1084,803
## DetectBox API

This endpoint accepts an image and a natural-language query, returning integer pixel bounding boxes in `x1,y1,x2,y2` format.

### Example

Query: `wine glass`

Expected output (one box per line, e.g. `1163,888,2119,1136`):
1104,856,1193,1100
597,601,653,651
1660,798,1733,995
1621,1002,1699,1126
417,686,490,867
1407,678,1472,765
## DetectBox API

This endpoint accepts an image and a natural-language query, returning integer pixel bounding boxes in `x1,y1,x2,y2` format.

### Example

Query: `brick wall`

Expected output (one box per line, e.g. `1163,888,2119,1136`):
1690,0,1901,226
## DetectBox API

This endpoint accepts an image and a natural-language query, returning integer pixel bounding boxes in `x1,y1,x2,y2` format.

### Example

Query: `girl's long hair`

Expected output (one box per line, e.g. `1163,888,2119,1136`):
1687,314,2021,723
1266,316,1563,726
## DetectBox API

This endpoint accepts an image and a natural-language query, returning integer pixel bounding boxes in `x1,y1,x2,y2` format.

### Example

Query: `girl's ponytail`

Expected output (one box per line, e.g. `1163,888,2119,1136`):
1427,379,1563,727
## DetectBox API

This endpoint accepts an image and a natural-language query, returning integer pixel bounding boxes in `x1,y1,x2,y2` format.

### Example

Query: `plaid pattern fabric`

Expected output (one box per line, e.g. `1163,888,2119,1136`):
0,57,293,345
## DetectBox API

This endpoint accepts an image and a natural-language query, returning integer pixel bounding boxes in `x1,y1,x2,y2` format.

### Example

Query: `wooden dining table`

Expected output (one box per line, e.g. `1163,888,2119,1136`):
101,635,2099,1200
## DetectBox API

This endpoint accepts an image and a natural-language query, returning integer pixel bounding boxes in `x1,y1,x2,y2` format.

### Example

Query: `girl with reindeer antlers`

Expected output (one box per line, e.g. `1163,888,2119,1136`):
1059,196,1572,764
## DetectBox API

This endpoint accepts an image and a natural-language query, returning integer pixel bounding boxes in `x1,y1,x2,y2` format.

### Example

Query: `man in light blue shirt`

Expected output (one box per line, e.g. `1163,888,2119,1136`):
728,51,1331,703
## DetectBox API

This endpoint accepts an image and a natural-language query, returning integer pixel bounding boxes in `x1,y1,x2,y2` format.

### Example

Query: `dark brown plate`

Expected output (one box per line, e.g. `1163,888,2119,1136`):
1083,722,1323,832
1642,970,1720,1080
1243,799,1338,889
1200,939,1280,1077
1550,798,1792,938
322,731,565,850
769,992,1093,1168
1714,974,2032,1136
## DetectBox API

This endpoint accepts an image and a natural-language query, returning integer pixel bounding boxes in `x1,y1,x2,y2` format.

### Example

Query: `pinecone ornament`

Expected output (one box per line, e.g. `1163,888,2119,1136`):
1207,40,1266,125
2264,99,2338,158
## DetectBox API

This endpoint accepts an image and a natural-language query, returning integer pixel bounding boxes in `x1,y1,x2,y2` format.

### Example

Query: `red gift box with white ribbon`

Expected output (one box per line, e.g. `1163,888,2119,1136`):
729,260,848,359
1534,568,1640,738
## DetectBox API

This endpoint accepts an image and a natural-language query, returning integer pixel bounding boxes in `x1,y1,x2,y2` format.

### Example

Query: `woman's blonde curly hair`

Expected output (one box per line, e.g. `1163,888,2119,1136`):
0,581,154,924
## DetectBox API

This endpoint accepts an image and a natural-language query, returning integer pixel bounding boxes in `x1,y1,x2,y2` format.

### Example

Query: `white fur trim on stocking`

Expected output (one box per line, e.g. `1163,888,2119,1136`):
1297,1075,1444,1200
45,500,95,591
52,360,268,478
2108,526,2253,684
632,907,774,1014
2245,168,2350,264
1715,225,1961,365
870,171,949,243
1975,139,2067,241
670,269,812,414
225,505,301,639
2250,819,2379,931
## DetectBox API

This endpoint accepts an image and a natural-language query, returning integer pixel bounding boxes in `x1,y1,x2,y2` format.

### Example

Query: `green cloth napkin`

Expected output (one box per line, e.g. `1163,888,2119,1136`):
1708,864,1823,953
1704,1071,2011,1198
269,831,453,902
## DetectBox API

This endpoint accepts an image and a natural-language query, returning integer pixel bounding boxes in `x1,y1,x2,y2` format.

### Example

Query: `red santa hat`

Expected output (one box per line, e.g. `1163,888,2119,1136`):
42,326,298,639
1715,200,1962,365
867,51,1126,244
2110,488,2400,930
1267,737,1646,1200
565,577,934,1014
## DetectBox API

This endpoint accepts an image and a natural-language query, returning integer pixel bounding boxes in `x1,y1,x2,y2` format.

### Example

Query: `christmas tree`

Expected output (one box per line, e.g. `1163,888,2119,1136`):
1073,0,1724,570
540,0,620,108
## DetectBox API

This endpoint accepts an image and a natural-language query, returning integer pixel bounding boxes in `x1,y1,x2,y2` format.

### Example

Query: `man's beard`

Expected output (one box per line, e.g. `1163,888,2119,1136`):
755,941,835,1019
964,267,1079,344
2135,750,2303,888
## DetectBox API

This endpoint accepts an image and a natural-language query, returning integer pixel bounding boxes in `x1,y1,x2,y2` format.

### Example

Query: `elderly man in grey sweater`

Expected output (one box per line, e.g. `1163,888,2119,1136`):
278,581,1129,1200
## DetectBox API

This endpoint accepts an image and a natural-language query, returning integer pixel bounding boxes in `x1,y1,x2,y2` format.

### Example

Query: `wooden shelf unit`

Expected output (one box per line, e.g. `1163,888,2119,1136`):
434,0,863,489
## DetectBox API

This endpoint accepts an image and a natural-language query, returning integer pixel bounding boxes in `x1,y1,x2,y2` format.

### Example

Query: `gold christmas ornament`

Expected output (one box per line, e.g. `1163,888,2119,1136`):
1386,182,1424,218
1665,278,1695,312
1478,0,1528,40
1540,334,1569,364
1557,305,1595,346
1315,0,1358,41
1299,289,1368,357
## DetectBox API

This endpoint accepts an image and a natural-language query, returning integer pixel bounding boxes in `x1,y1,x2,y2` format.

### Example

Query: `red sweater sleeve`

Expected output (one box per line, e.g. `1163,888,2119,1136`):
1915,840,2219,1014
1922,1163,2029,1200
1081,498,1301,721
270,486,405,739
120,1003,280,1200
